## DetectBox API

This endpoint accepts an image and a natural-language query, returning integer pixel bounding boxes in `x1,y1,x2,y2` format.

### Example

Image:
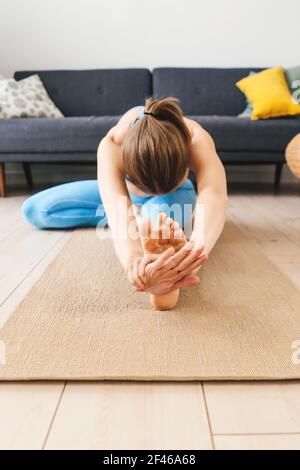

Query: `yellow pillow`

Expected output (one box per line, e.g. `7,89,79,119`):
236,66,300,120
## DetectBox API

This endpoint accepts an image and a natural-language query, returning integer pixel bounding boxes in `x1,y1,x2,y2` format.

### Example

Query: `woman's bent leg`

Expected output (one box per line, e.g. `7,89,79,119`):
22,180,107,229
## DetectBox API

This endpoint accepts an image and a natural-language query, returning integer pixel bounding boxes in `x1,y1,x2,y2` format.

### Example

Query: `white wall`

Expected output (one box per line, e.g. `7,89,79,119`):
1,0,299,77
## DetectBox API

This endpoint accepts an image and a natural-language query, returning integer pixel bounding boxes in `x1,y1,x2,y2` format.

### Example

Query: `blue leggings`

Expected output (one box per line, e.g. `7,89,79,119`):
22,179,196,231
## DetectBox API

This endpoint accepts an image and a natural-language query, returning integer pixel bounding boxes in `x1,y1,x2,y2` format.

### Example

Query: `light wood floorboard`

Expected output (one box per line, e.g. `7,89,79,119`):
45,382,212,450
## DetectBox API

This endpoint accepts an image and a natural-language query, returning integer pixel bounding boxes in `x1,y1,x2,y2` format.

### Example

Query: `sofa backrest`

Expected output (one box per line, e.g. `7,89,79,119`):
153,67,263,116
14,69,152,117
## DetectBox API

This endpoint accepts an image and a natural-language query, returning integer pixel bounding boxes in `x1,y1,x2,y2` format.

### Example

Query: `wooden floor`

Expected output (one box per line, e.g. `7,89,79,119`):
0,185,300,450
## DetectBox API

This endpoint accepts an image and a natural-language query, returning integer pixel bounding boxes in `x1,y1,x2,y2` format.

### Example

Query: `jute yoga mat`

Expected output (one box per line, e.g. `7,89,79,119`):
0,222,300,381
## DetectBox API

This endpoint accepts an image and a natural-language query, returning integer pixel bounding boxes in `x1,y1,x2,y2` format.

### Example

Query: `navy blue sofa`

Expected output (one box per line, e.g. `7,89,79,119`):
0,67,299,196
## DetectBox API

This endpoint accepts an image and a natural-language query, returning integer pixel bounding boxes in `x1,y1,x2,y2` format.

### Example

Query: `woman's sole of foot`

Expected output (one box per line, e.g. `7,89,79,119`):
139,213,187,311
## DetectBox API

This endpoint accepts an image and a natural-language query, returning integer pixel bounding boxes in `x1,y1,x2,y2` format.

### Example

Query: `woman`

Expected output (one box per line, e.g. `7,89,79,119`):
23,97,228,310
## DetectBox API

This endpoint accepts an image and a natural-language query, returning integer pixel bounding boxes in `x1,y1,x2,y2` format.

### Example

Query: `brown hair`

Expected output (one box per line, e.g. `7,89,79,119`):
122,97,191,194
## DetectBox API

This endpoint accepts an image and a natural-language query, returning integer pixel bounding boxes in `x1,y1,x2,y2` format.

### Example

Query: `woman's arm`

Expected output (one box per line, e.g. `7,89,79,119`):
189,124,228,254
97,133,143,269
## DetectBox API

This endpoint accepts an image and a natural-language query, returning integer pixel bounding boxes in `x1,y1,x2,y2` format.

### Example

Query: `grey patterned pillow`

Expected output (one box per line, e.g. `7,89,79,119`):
0,74,63,119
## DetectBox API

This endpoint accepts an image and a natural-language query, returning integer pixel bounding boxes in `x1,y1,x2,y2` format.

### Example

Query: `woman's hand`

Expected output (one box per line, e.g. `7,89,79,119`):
141,242,208,294
126,242,208,294
126,253,148,291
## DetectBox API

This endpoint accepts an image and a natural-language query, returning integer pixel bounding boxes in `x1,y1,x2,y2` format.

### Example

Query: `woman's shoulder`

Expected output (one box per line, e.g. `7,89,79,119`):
184,117,217,170
110,106,144,145
183,117,210,145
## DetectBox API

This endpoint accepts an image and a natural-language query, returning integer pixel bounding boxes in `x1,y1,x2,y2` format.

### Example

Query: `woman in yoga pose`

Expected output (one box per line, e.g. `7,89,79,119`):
23,97,228,310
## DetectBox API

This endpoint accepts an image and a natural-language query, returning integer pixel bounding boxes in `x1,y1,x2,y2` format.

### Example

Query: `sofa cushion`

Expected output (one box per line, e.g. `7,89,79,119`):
0,116,119,154
0,74,63,119
190,116,300,152
14,69,152,117
1,115,300,157
236,67,300,120
285,64,300,92
153,67,264,116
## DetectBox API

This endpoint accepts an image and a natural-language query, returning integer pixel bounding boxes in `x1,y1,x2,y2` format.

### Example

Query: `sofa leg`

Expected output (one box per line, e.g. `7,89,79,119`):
22,163,33,191
0,163,6,197
274,163,283,193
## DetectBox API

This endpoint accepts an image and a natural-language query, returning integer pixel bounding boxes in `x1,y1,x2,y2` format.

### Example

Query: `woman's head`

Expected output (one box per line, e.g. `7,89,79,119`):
122,97,191,194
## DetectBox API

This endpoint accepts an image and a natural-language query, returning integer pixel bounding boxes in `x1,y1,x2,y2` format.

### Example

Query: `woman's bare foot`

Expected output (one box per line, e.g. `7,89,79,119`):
139,213,187,310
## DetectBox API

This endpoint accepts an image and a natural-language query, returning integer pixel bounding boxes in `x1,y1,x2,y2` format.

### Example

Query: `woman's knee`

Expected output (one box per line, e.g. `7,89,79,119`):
141,195,195,228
